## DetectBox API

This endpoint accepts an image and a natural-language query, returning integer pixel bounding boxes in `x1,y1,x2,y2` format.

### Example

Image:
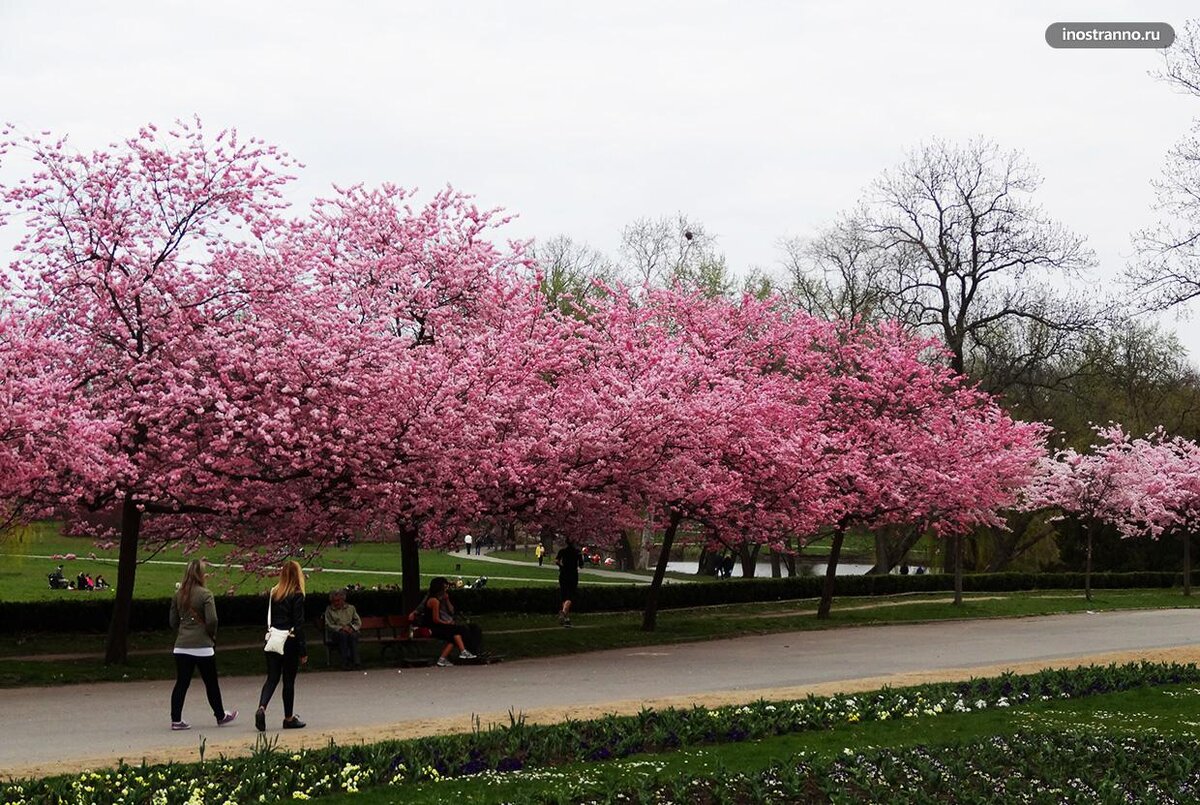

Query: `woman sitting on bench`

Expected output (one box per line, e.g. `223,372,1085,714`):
412,577,478,667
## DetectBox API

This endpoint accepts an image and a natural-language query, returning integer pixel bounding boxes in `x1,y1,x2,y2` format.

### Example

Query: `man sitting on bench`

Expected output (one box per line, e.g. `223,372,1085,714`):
323,589,362,669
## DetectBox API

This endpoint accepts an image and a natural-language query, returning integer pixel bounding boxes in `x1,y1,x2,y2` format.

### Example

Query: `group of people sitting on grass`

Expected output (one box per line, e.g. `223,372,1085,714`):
47,565,109,591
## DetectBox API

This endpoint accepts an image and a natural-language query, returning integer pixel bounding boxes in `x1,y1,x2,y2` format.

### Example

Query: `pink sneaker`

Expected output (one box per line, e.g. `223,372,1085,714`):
217,710,238,726
171,721,190,731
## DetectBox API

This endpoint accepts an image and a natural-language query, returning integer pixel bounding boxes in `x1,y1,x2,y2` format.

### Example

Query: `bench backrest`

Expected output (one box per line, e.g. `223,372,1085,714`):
360,615,390,633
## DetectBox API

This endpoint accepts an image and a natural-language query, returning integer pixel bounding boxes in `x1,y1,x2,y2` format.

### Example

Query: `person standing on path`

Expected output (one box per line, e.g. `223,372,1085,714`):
256,560,308,731
535,543,545,566
555,539,583,627
168,559,237,731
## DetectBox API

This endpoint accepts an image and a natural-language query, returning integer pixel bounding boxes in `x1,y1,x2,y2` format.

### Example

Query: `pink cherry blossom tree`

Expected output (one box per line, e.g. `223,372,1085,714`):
1101,428,1200,596
1026,425,1142,601
0,120,381,662
810,323,1047,616
295,183,545,611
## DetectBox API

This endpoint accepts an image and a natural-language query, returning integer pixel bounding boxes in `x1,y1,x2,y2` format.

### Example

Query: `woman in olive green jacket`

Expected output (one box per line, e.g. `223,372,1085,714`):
168,559,237,730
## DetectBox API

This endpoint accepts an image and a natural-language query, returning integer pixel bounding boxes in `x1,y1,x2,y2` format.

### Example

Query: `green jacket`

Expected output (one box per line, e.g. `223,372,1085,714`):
169,586,218,649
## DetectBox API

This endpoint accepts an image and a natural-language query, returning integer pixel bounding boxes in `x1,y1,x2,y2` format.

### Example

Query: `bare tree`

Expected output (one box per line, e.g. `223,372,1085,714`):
860,138,1096,376
530,235,618,314
1131,19,1200,309
778,210,913,323
619,214,733,297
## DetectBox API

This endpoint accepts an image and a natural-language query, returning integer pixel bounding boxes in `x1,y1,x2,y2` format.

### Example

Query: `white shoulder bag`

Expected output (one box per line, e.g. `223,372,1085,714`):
264,596,291,654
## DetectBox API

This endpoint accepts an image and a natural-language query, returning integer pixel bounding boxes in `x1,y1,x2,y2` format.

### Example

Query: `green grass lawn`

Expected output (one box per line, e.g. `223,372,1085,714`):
0,523,568,602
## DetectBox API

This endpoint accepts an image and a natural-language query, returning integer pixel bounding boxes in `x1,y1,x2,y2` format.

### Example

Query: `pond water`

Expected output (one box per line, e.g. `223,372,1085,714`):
665,560,883,577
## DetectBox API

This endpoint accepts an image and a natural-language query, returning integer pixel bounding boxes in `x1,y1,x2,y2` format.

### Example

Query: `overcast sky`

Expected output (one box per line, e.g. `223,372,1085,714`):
2,1,1197,357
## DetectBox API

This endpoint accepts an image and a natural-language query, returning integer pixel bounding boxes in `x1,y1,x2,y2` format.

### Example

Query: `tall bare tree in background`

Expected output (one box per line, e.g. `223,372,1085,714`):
862,138,1096,378
778,210,915,323
620,213,733,297
531,235,618,315
1132,19,1200,309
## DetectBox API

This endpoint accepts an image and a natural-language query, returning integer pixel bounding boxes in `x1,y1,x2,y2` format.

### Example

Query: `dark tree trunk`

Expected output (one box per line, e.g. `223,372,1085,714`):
769,549,782,578
953,534,964,606
1085,517,1094,603
867,526,924,575
782,538,797,577
642,510,682,631
104,493,143,665
1184,531,1192,597
817,524,847,619
738,542,760,577
615,531,636,571
399,525,422,615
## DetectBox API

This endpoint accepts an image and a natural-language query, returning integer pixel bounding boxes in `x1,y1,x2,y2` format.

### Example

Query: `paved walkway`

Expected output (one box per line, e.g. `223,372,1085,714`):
2,608,1198,778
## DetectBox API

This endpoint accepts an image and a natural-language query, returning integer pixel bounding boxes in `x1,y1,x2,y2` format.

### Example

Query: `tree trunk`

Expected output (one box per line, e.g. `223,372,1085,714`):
769,549,782,578
642,510,682,631
817,524,847,619
738,541,760,577
1085,518,1094,603
867,526,924,575
1184,530,1192,597
782,538,797,577
615,531,636,571
399,525,422,615
104,493,143,665
953,534,964,606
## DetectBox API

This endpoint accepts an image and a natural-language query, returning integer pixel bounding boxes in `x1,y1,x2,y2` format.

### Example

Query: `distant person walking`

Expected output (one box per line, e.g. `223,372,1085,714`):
535,543,545,566
255,560,308,732
168,559,237,731
464,534,473,555
555,539,583,627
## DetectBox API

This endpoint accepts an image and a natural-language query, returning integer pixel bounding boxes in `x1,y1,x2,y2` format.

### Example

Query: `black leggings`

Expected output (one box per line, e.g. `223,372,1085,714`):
258,639,301,717
431,623,483,654
171,653,225,722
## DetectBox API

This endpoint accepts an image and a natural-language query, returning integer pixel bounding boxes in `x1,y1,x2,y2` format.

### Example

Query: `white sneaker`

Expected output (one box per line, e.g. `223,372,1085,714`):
459,650,477,660
436,657,450,667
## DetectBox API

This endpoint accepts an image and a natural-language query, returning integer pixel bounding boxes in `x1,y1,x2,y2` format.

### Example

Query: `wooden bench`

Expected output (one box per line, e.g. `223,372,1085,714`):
320,614,440,667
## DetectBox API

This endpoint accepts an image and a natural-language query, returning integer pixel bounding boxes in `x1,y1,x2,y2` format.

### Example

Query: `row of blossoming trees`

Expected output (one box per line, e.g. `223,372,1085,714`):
0,122,1192,663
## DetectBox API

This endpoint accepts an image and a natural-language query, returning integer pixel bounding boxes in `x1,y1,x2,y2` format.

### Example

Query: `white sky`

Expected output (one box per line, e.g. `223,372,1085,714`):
2,1,1197,358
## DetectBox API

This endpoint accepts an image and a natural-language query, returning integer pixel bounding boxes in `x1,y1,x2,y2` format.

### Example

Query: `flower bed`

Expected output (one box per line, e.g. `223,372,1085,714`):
555,733,1200,804
2,661,1197,804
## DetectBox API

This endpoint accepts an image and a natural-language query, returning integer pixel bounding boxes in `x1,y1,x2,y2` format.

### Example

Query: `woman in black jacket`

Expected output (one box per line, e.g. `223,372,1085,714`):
255,559,307,731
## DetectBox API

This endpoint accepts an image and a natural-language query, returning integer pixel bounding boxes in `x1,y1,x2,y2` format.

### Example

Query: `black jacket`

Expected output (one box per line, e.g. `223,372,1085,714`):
268,592,307,656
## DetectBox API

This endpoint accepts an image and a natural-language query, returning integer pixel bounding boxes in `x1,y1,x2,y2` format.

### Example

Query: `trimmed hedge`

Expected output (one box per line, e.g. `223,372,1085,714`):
2,570,1197,634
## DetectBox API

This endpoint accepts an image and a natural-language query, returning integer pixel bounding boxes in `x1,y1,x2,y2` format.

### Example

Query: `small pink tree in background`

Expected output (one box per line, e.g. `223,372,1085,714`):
1105,429,1200,596
1026,425,1141,601
909,403,1049,604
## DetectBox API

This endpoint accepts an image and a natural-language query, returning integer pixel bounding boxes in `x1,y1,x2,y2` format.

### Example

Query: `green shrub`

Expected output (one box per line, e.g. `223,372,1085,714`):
2,571,1196,633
